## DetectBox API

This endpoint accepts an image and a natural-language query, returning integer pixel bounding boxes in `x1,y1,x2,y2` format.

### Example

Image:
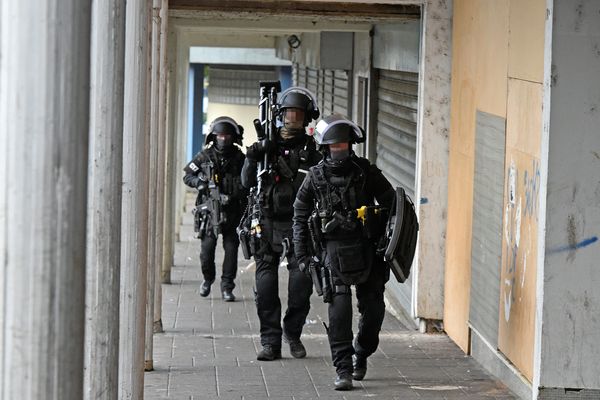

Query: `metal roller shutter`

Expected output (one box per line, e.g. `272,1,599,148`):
332,70,350,117
375,69,418,199
306,67,319,103
293,63,300,86
208,66,278,105
375,69,418,316
323,69,334,115
469,111,505,348
292,65,351,119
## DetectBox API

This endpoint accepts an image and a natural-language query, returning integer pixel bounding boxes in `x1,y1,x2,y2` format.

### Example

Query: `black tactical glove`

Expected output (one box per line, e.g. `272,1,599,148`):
246,139,271,161
297,256,312,278
195,176,207,193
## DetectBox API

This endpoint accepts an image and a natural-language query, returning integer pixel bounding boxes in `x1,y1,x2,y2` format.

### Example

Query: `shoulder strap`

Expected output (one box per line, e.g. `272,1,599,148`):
310,163,327,189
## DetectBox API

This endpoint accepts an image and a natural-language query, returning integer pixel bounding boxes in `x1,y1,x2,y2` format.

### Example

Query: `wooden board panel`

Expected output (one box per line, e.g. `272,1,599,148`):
498,79,543,382
508,0,546,83
445,0,509,352
444,0,478,352
444,152,474,352
474,0,509,117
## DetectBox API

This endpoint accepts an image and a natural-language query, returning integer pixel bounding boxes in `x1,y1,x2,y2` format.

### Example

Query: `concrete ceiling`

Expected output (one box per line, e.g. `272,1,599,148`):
169,1,421,49
169,0,421,20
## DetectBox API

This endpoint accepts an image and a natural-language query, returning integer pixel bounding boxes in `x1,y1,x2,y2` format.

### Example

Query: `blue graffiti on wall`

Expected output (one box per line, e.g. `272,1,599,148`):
547,236,599,254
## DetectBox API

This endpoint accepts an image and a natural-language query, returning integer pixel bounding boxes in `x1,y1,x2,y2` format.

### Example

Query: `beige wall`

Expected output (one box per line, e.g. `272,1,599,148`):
445,0,546,382
206,102,259,149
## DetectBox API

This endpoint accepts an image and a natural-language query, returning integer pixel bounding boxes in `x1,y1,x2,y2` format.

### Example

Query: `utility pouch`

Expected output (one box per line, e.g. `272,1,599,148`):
193,207,209,239
270,181,294,217
327,240,373,285
238,228,252,260
337,243,366,274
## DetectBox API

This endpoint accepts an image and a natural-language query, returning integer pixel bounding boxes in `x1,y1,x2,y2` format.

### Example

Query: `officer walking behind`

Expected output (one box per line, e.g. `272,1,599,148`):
240,86,322,361
292,115,396,390
183,116,247,302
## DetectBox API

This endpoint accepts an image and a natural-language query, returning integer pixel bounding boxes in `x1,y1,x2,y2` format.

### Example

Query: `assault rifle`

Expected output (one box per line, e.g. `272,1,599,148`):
308,212,332,303
194,160,227,238
248,80,281,240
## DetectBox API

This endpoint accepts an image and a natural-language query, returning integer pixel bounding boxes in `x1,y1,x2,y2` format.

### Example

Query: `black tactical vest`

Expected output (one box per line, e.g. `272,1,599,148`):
308,157,376,285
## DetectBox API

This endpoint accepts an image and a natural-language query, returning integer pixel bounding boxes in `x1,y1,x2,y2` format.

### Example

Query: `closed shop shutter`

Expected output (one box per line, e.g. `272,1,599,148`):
322,69,350,118
375,69,418,314
375,69,418,199
295,64,307,87
306,67,319,103
292,65,351,119
332,70,350,118
208,66,277,105
323,69,334,115
469,111,505,349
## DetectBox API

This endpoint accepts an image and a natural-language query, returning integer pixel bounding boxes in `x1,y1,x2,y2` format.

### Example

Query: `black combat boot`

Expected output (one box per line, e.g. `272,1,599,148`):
334,372,353,391
199,280,212,297
352,354,367,380
284,335,306,358
222,290,236,302
257,344,282,361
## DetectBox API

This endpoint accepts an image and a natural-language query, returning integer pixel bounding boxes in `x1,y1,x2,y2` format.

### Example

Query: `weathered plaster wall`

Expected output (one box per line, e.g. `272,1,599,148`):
413,0,452,321
540,0,600,389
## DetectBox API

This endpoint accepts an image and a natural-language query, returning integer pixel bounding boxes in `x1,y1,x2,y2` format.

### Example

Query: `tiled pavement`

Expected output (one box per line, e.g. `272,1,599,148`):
144,197,518,399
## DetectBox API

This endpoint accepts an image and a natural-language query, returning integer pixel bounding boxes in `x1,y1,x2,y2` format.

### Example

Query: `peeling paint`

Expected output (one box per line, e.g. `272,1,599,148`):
508,162,516,206
515,199,522,247
504,287,512,323
502,161,540,324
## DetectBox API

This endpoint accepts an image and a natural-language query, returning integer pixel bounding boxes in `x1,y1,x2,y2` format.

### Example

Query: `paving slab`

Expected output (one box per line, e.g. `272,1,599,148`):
145,196,518,399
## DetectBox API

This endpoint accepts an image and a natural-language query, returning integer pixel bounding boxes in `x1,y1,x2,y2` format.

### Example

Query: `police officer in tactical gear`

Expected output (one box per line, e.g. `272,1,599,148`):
241,87,322,361
292,115,395,390
183,116,247,302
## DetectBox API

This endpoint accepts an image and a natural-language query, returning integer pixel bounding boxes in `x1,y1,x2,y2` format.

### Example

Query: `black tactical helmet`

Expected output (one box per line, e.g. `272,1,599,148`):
276,86,320,126
314,114,365,145
204,116,244,146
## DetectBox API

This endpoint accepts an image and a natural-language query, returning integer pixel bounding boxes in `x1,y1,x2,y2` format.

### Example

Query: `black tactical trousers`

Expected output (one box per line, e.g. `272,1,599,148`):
199,227,239,291
327,267,387,374
254,245,313,349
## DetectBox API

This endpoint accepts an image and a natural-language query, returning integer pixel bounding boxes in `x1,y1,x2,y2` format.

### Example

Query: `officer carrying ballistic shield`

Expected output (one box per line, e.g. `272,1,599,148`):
292,115,397,391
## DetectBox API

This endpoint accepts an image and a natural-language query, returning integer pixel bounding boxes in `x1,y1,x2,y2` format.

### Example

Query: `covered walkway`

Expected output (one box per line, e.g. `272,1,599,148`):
144,195,516,399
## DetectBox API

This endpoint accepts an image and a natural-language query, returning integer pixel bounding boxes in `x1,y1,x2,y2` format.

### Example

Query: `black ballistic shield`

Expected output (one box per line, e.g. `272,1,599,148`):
383,187,419,283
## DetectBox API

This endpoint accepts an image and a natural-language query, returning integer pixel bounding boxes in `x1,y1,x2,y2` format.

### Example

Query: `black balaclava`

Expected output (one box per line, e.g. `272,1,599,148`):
212,121,237,153
324,145,353,176
215,134,234,152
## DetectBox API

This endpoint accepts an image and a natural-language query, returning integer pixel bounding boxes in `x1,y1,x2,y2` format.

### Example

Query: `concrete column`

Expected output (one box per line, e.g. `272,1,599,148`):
174,39,192,243
83,0,125,399
412,0,452,320
144,0,162,371
0,2,91,399
162,28,179,285
119,0,151,397
153,0,169,334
